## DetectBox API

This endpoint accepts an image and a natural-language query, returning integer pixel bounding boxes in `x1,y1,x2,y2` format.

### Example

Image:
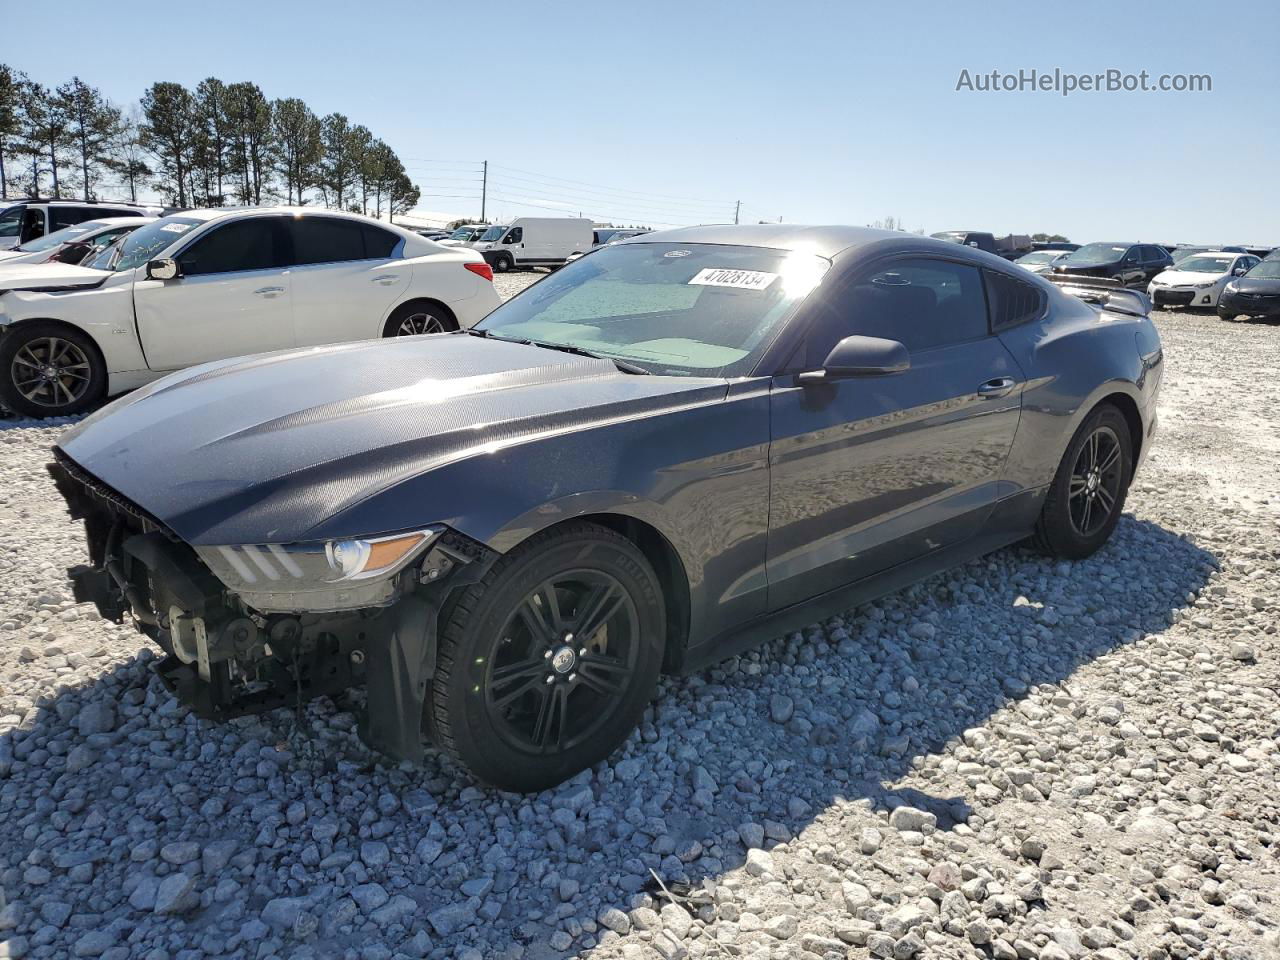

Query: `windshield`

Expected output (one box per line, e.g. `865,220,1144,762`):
84,216,201,272
450,226,480,240
0,205,23,239
1246,260,1280,279
1174,255,1234,273
1063,243,1129,266
1171,247,1210,263
14,222,99,253
479,225,508,242
1016,251,1061,265
476,241,829,377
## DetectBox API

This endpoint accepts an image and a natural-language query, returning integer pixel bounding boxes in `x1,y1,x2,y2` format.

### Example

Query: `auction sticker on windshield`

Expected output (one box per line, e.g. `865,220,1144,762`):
688,268,777,290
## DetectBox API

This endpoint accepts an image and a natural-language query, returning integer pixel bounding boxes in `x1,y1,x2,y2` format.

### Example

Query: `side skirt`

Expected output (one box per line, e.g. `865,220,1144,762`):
679,489,1045,675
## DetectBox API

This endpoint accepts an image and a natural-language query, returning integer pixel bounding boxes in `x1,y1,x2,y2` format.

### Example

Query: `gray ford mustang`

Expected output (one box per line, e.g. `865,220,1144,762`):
49,225,1163,791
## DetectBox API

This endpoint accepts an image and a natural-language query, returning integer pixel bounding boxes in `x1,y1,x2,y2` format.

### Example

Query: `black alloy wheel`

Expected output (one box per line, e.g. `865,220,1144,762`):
1032,403,1133,560
483,570,639,755
427,521,665,792
1067,424,1123,538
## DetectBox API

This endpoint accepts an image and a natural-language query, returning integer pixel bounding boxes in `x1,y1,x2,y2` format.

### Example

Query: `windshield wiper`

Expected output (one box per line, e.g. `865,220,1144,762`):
525,339,651,375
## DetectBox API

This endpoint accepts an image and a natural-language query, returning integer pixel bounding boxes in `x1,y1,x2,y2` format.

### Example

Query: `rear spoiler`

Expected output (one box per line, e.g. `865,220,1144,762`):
1047,274,1151,318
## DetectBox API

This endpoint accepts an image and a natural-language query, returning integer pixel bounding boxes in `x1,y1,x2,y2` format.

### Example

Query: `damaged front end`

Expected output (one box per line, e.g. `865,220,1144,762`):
47,449,497,764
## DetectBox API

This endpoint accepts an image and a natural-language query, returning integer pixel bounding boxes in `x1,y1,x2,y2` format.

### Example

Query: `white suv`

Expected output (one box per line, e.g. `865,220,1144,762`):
0,207,501,418
0,199,162,250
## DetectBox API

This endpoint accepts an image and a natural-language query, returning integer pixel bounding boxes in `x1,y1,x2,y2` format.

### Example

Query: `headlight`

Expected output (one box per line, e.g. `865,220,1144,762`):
1192,281,1217,289
196,528,441,613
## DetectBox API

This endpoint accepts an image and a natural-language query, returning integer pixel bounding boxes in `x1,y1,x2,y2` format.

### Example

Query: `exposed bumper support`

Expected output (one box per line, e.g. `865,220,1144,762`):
357,531,498,763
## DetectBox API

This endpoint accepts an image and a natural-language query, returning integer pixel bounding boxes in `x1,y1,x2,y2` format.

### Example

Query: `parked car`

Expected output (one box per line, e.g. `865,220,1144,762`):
1148,251,1260,309
1052,242,1173,288
1243,246,1274,260
49,224,1162,791
1217,257,1280,321
414,229,451,241
1170,244,1248,264
0,217,153,266
1029,241,1079,253
473,217,594,272
565,228,656,265
0,198,161,250
1013,250,1071,275
0,207,500,418
593,228,651,246
930,231,1032,260
438,224,490,248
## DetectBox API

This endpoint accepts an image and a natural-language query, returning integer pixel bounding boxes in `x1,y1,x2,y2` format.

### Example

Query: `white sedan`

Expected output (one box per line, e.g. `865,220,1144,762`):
1147,251,1261,310
0,207,501,418
0,217,153,266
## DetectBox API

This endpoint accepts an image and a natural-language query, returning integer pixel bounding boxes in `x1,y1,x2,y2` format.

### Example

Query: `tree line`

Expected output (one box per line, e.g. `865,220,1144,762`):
0,66,420,218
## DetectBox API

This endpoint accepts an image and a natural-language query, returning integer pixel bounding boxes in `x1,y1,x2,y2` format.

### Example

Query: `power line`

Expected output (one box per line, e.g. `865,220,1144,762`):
488,162,734,207
483,178,728,221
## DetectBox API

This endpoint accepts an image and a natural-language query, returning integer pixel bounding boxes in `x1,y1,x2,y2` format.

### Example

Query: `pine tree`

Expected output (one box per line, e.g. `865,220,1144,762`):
56,78,121,200
140,82,197,207
272,97,321,205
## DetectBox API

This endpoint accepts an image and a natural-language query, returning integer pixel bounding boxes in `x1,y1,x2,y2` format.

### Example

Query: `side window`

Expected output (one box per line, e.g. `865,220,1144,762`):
362,225,399,259
984,270,1045,331
1122,247,1140,264
288,217,367,265
805,258,989,364
178,219,283,276
20,208,46,242
50,207,97,229
505,227,523,244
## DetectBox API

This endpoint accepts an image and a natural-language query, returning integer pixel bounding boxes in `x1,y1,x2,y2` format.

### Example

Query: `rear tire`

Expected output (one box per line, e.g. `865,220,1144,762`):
383,302,456,337
1032,404,1133,560
0,321,107,419
426,521,665,792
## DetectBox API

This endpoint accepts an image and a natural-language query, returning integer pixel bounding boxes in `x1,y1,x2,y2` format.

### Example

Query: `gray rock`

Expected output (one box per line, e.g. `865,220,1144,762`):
153,872,197,914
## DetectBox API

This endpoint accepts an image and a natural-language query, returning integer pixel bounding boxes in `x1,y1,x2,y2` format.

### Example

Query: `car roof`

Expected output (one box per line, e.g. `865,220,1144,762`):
177,206,411,229
619,224,916,259
80,216,158,229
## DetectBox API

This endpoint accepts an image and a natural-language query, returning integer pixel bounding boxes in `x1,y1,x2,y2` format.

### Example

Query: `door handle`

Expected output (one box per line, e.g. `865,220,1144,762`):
371,275,399,285
253,286,284,298
977,377,1017,399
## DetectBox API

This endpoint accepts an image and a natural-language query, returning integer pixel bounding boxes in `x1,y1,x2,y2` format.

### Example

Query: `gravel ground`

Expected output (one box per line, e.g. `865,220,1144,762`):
0,293,1277,960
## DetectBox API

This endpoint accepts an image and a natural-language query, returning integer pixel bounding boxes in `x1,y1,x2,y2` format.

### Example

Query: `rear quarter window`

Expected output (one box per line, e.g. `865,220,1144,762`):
984,270,1045,331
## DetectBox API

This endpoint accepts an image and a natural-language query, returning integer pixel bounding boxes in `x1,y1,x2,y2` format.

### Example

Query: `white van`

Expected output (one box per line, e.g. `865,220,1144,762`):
473,217,593,272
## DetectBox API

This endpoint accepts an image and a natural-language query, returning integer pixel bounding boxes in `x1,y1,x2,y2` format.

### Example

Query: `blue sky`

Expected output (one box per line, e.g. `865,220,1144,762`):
7,0,1279,243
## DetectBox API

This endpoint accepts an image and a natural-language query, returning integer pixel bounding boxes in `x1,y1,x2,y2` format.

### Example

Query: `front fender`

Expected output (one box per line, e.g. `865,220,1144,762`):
313,384,774,645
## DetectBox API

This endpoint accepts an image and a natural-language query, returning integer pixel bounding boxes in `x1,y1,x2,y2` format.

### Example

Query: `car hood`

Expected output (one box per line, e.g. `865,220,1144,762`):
1152,269,1225,286
1228,277,1280,295
0,261,108,291
56,334,729,545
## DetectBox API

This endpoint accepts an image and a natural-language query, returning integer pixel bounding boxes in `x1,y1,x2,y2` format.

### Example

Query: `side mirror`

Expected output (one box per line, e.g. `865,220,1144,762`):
1233,266,1247,276
798,335,910,383
146,258,181,281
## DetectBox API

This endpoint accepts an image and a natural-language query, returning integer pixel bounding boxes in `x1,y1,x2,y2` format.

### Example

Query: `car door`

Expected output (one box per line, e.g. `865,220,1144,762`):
1139,246,1165,283
503,226,525,264
285,216,409,345
1117,246,1143,286
132,216,294,370
766,256,1024,611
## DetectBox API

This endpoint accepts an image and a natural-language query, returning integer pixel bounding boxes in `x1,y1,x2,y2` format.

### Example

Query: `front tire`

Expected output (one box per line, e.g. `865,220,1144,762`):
0,322,106,419
492,253,513,274
427,521,665,792
1032,404,1133,560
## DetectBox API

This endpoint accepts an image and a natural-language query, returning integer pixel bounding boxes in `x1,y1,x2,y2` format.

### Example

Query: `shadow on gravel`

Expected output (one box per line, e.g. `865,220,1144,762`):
0,516,1218,959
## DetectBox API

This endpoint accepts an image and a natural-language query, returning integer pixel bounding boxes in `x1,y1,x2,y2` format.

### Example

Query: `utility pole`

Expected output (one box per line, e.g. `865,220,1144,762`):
480,160,488,222
734,200,740,225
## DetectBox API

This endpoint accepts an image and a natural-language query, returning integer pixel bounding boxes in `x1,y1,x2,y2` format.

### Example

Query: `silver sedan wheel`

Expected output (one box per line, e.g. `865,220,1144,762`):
395,312,446,336
11,336,93,409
